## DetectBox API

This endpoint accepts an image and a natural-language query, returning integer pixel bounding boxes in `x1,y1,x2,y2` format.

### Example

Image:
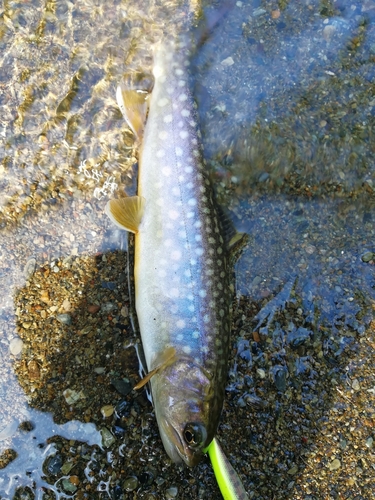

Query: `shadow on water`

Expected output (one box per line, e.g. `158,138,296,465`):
0,0,374,498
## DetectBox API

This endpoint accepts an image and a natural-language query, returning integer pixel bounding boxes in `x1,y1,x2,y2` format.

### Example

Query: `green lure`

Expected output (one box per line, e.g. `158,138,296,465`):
206,437,250,500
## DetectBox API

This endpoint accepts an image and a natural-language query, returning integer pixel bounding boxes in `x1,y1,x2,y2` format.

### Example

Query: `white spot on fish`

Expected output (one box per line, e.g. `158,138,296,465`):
178,121,184,128
159,130,169,140
178,80,186,87
162,166,171,176
156,149,165,158
179,130,188,139
175,68,183,75
176,319,185,328
195,247,203,256
184,269,191,277
194,220,201,228
164,114,173,123
203,314,210,323
185,166,193,173
170,288,179,297
164,239,172,247
188,198,197,206
172,187,180,196
195,234,202,242
169,210,179,220
187,211,194,218
190,258,197,266
199,289,207,298
179,94,187,102
188,293,194,301
188,304,195,312
181,109,190,117
192,331,199,339
183,345,192,354
177,333,183,341
156,198,164,206
171,249,182,260
175,147,183,156
158,97,169,107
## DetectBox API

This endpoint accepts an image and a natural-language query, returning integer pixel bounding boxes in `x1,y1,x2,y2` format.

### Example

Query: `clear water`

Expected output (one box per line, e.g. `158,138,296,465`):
0,0,374,498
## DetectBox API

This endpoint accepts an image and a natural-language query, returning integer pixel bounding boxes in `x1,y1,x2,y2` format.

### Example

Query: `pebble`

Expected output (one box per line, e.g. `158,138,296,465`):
328,459,341,471
123,476,138,492
24,258,36,280
100,405,114,418
62,479,77,493
56,313,72,325
351,379,360,391
165,486,178,498
221,56,234,67
87,304,101,314
361,251,374,262
63,389,82,405
365,437,373,449
9,337,23,355
101,427,116,448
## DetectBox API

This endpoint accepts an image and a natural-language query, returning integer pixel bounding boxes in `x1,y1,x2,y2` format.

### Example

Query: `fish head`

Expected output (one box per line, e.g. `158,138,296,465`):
150,357,222,467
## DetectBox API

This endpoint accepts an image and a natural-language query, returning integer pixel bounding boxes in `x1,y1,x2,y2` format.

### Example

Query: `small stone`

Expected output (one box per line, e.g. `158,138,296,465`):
56,313,72,325
365,437,373,449
88,304,100,314
101,427,116,448
221,56,234,67
361,251,374,263
256,368,266,379
287,466,298,475
101,405,114,418
123,476,138,492
9,337,23,355
271,9,281,19
63,389,82,405
61,461,75,475
62,479,77,493
165,486,178,498
323,25,336,42
328,458,341,471
94,367,105,374
351,379,360,391
70,475,80,486
62,299,72,311
24,258,36,280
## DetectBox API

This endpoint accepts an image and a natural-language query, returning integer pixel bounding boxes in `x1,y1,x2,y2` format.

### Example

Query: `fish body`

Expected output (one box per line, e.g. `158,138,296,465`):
108,36,233,466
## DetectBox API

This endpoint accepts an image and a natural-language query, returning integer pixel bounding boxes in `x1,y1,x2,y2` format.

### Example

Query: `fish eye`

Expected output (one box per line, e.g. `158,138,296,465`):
183,423,206,448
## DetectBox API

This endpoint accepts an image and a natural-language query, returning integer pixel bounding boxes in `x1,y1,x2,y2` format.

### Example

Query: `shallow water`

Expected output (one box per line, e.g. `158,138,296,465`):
0,0,374,498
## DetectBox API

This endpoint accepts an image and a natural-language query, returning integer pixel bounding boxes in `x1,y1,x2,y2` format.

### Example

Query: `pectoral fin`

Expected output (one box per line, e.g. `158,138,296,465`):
105,196,145,233
134,346,177,390
116,85,148,139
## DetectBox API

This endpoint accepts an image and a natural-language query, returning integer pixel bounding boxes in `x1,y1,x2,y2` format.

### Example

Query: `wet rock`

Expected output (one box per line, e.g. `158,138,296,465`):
328,458,341,471
272,365,288,392
112,378,132,396
56,313,72,325
101,427,115,448
24,258,36,280
123,476,138,492
46,454,62,475
100,405,114,418
287,327,311,347
9,337,23,355
165,486,178,498
62,478,77,493
63,388,82,404
361,251,374,262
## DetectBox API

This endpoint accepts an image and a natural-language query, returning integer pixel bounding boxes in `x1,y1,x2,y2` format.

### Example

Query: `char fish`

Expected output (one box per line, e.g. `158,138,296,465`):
106,35,242,467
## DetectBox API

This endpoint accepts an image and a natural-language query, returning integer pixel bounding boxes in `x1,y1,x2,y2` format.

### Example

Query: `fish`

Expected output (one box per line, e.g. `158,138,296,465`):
106,34,244,467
